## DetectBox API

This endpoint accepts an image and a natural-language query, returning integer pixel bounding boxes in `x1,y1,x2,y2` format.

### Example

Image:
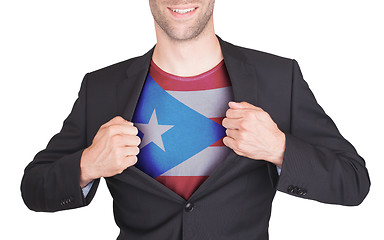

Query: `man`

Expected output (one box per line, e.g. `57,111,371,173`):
21,0,370,239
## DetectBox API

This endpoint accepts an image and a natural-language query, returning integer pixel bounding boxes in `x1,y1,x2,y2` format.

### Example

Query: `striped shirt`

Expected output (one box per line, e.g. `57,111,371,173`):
132,60,234,200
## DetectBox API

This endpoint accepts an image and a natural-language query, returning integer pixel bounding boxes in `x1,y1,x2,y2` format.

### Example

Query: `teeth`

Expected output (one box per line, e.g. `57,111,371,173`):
172,8,196,14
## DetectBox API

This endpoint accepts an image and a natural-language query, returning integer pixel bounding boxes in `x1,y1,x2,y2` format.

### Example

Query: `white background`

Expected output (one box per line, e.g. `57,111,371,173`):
1,0,383,239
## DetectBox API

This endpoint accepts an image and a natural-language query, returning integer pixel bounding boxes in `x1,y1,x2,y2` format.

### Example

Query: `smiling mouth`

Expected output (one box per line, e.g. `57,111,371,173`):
169,7,197,14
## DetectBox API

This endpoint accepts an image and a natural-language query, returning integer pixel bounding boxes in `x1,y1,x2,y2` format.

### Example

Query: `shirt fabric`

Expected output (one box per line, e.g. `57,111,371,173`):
131,60,233,200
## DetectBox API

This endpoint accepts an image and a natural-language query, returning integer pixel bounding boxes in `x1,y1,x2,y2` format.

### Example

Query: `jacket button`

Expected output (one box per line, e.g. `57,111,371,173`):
287,185,295,193
298,188,307,196
185,202,194,212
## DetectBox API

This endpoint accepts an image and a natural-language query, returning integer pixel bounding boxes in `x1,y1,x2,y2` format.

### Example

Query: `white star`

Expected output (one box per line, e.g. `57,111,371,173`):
135,109,174,151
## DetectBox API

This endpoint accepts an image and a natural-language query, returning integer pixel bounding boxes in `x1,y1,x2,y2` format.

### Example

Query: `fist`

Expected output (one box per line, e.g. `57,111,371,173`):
80,116,141,187
222,101,285,167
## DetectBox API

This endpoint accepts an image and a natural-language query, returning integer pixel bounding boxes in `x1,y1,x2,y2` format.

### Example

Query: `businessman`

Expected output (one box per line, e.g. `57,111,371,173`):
21,0,370,239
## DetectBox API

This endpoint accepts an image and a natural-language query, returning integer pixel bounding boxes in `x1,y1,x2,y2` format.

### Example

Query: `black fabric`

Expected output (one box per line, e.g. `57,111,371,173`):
21,37,370,240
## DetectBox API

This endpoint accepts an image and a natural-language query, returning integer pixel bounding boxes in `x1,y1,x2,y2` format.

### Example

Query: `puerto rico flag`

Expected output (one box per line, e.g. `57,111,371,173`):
132,60,233,200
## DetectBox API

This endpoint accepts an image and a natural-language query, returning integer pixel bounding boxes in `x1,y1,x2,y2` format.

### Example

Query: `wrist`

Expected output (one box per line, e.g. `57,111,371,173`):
80,148,96,188
270,132,286,168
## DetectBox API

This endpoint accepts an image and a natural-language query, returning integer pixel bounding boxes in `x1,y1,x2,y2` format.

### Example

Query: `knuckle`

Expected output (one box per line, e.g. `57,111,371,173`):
239,120,248,130
107,125,119,135
111,134,122,145
125,121,134,126
233,141,241,150
112,148,121,158
127,155,138,166
245,111,255,119
113,116,124,121
238,131,247,140
257,111,269,120
116,158,125,169
263,111,271,119
100,123,108,129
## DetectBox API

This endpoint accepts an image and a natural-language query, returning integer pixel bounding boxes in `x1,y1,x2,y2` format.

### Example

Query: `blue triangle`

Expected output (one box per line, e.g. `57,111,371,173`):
132,74,226,178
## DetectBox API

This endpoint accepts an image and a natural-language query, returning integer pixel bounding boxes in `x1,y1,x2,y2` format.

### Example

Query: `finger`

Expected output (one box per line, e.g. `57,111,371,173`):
229,101,262,111
223,136,246,156
119,134,142,146
122,155,138,168
111,134,141,147
125,155,138,165
103,116,133,128
121,146,140,156
115,155,138,172
223,136,240,151
225,128,241,140
106,124,139,136
226,108,247,119
114,146,140,160
223,135,235,148
222,117,241,130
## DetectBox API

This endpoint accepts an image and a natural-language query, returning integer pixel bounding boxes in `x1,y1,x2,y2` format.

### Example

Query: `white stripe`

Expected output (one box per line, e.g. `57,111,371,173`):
161,146,231,176
166,86,234,118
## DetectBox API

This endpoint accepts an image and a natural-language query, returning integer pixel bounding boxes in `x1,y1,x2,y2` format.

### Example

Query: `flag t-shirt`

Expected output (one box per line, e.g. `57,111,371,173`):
132,60,234,200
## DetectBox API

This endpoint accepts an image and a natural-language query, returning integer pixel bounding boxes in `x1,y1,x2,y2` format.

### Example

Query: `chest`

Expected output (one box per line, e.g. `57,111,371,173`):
131,62,234,200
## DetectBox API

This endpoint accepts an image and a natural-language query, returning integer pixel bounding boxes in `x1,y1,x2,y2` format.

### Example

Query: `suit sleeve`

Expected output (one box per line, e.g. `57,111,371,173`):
276,60,370,206
21,74,100,212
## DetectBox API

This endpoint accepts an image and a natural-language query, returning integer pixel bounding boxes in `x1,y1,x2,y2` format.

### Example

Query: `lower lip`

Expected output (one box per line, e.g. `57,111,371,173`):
168,7,198,18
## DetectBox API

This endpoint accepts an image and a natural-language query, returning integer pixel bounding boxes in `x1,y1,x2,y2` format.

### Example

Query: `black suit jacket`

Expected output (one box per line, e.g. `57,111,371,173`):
21,37,370,240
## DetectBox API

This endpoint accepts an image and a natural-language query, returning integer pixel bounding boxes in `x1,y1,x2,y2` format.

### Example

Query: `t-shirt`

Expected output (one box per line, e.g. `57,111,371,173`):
132,60,234,200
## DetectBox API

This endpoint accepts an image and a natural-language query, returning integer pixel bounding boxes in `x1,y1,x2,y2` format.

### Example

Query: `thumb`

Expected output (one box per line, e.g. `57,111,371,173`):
228,101,259,110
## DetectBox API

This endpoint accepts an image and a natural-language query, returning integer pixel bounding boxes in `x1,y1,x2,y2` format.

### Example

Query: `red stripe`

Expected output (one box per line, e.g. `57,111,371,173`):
209,117,226,146
211,137,225,146
210,117,224,125
155,176,209,200
149,60,231,91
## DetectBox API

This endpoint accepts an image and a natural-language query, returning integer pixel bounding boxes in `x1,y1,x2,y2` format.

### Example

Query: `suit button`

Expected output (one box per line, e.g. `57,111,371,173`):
287,185,295,193
298,188,307,196
185,202,194,212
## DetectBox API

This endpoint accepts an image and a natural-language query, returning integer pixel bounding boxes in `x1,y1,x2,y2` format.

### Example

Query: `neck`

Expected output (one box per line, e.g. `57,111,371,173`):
152,19,223,77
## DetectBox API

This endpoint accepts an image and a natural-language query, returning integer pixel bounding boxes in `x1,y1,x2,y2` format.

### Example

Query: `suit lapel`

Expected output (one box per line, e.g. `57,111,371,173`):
115,46,186,201
188,37,262,199
218,36,260,105
114,37,262,201
116,47,154,122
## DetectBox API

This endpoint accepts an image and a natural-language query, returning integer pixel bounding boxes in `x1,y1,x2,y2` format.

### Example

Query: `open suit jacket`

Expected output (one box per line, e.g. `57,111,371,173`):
21,37,370,240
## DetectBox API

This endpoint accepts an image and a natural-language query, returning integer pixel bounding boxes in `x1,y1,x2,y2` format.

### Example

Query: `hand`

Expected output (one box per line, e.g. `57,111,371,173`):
80,116,141,187
222,101,285,168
